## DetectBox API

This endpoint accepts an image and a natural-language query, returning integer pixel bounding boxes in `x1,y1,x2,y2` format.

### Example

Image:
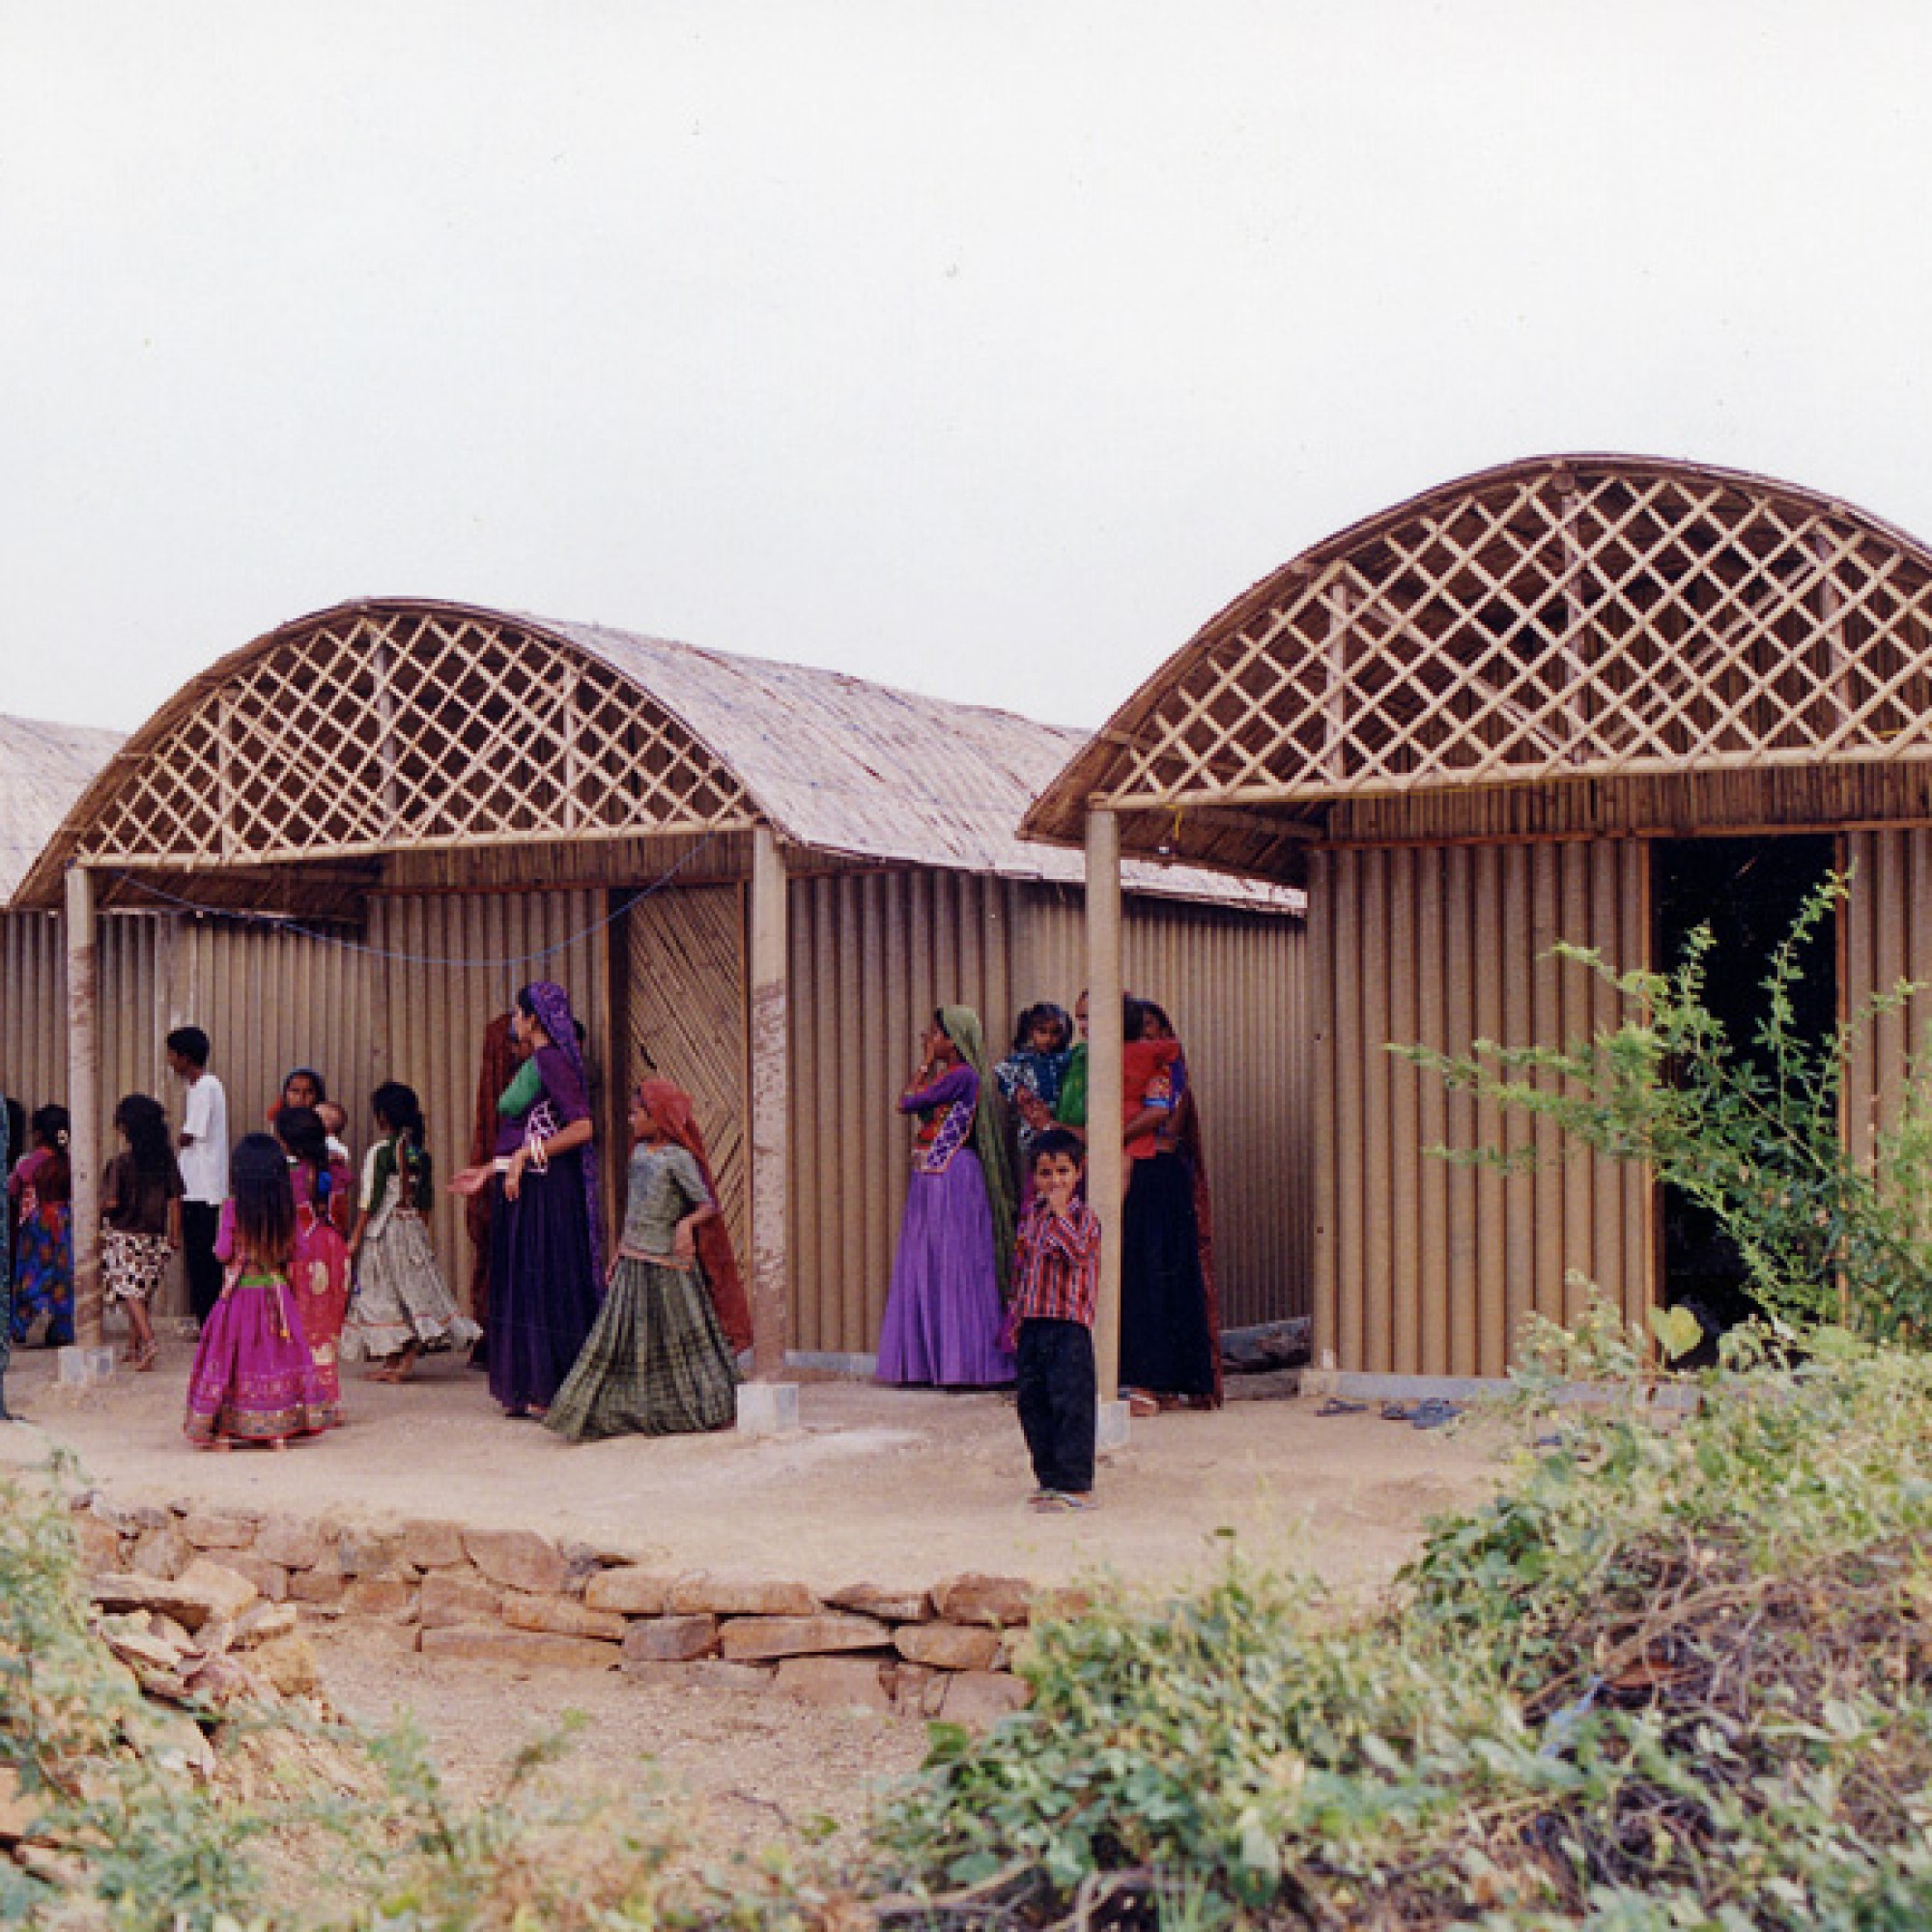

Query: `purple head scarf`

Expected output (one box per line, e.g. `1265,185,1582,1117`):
519,980,604,1281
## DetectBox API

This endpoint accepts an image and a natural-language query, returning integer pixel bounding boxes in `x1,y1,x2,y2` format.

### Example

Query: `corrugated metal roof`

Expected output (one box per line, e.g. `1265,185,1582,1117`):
0,713,124,896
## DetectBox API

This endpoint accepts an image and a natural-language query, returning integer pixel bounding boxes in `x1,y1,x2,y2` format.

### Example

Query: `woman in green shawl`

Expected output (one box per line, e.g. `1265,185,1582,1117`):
876,1006,1018,1386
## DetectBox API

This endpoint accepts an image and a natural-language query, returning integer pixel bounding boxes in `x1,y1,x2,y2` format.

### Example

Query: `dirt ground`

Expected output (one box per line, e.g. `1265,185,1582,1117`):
1,1338,1508,1868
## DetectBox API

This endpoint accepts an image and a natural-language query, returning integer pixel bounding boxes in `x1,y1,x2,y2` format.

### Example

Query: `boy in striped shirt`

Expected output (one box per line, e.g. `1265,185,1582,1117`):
1008,1128,1101,1512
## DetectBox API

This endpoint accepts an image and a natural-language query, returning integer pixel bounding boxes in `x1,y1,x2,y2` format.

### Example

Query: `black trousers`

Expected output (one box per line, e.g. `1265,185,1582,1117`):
182,1200,224,1322
1016,1318,1096,1495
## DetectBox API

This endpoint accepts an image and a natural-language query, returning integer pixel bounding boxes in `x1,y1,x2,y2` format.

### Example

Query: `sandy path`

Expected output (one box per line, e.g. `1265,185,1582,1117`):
2,1341,1502,1598
1,1341,1509,1871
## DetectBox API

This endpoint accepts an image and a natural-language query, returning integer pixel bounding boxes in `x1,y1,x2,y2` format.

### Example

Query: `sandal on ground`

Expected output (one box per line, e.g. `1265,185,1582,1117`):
1029,1491,1098,1514
1379,1401,1416,1422
1316,1397,1366,1417
1410,1399,1461,1430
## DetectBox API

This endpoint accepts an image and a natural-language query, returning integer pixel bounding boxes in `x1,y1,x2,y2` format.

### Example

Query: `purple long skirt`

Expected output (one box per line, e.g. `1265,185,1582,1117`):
487,1153,602,1413
877,1149,1014,1388
185,1278,335,1444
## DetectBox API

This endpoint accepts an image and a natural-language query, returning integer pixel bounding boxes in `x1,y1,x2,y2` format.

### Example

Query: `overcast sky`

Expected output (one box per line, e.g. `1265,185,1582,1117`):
6,2,1931,737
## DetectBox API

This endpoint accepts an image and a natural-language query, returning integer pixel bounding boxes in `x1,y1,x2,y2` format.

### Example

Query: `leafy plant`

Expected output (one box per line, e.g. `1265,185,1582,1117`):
1394,873,1932,1343
865,1318,1932,1928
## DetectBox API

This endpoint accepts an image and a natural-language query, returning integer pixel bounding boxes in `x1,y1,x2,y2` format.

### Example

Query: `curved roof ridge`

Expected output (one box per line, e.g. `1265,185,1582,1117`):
1023,452,1932,860
13,598,1289,914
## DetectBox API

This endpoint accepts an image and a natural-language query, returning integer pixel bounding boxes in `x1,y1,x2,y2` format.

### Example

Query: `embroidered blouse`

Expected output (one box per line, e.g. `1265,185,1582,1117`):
900,1064,980,1176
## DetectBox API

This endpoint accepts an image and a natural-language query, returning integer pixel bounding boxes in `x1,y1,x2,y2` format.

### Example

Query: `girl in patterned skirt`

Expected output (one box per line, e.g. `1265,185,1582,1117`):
546,1080,739,1441
343,1081,479,1380
101,1094,184,1372
184,1135,334,1450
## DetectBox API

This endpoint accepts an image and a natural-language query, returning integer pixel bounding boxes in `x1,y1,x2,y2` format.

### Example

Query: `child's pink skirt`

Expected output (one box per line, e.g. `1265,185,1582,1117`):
184,1272,337,1444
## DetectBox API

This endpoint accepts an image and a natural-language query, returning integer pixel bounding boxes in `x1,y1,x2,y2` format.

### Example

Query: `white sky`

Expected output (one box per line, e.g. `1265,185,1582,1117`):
6,1,1931,735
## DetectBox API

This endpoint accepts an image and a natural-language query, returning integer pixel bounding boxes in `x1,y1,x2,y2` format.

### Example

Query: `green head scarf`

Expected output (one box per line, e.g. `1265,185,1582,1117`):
938,1005,1019,1300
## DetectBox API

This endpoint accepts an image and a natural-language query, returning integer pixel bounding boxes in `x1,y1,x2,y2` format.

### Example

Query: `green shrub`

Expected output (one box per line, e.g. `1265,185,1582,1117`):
1393,875,1932,1344
866,1323,1932,1928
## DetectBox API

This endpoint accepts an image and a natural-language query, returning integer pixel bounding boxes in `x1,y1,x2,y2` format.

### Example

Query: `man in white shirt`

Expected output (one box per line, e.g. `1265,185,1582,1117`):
165,1026,229,1323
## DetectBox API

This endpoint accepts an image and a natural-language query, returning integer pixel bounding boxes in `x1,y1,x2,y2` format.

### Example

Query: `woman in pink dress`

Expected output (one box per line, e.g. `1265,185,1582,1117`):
273,1106,353,1408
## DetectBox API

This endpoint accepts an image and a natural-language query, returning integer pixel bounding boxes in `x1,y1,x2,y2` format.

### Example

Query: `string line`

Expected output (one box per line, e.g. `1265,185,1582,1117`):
106,831,720,970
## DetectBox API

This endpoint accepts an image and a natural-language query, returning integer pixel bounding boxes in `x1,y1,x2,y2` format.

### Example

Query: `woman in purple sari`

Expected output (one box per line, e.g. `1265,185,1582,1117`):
488,981,603,1417
877,1006,1017,1388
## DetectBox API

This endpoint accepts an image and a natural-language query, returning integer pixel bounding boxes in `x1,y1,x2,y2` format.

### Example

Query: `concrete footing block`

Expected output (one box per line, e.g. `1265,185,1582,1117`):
1095,1399,1131,1452
58,1346,116,1387
736,1381,800,1436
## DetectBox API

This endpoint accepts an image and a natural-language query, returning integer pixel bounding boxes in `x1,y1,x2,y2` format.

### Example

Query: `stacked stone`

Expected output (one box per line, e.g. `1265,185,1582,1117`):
68,1493,1046,1725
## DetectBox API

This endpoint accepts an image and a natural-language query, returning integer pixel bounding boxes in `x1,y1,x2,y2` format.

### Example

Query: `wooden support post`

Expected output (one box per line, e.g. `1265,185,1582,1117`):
747,825,792,1386
1085,806,1125,1408
66,864,104,1352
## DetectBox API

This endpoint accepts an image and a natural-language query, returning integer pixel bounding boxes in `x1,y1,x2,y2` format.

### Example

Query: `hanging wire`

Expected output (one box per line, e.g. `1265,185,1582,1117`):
104,830,724,970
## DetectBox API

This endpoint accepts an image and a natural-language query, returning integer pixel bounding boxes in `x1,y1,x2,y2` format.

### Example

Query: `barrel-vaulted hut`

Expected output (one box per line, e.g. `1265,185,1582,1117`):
14,597,1306,1361
1025,454,1932,1376
1,713,125,1112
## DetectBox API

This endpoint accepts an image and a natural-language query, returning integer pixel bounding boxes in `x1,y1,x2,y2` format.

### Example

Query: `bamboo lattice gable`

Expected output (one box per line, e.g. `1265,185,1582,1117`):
1023,455,1932,877
14,599,1297,918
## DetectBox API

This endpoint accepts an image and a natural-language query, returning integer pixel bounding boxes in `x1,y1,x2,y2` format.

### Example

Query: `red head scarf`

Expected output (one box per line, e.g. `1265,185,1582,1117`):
637,1080,753,1353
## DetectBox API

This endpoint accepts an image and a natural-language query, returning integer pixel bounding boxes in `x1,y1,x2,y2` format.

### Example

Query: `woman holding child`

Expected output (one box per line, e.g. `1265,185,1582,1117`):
1119,997,1220,1409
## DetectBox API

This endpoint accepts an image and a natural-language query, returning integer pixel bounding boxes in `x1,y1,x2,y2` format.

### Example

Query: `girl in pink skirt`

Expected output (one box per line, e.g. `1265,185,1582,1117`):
184,1135,335,1451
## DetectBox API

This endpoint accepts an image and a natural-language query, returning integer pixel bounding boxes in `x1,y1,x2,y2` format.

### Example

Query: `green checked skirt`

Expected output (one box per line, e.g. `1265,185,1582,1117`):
545,1251,739,1442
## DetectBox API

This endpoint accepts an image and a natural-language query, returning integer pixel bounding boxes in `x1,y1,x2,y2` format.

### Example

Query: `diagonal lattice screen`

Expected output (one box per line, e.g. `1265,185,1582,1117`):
77,607,758,866
1105,463,1932,810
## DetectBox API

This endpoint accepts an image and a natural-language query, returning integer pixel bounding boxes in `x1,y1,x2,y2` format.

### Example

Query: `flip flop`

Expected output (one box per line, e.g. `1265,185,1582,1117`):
1410,1399,1461,1430
1380,1402,1416,1422
1029,1492,1075,1514
1316,1397,1367,1417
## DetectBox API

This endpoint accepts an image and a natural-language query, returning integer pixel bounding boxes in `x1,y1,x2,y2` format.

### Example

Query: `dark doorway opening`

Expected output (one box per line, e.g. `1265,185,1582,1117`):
1651,834,1838,1353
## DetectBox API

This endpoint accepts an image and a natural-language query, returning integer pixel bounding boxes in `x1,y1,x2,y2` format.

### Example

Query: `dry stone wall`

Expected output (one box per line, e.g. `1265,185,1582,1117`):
71,1490,1046,1726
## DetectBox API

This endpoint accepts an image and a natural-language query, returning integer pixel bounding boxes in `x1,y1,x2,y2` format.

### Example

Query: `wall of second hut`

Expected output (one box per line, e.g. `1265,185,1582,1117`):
1308,838,1654,1377
783,871,1309,1358
1843,827,1932,1165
